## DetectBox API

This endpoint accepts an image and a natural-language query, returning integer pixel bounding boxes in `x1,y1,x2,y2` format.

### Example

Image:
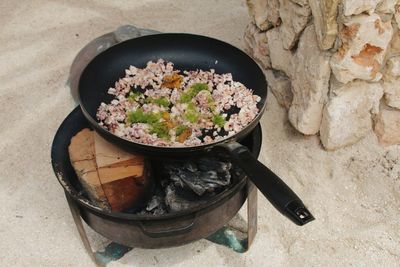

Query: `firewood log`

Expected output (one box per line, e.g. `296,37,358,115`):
93,132,151,212
68,128,152,212
68,129,110,210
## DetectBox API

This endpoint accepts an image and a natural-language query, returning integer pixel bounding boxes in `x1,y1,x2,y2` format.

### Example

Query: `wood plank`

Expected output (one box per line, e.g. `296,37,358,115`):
68,129,110,210
93,132,151,212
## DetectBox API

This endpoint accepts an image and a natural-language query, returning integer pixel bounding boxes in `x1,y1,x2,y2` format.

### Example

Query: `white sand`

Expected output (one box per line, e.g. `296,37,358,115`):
0,1,399,266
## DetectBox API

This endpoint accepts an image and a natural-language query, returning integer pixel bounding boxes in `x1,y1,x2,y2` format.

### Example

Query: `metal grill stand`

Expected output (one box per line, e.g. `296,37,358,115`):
66,181,257,266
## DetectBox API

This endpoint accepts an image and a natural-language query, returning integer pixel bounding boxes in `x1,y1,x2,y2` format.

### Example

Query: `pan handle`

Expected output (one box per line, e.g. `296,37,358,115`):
218,142,315,226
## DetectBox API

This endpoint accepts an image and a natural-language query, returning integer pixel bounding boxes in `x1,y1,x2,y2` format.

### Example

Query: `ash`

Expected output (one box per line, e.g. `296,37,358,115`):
137,157,238,215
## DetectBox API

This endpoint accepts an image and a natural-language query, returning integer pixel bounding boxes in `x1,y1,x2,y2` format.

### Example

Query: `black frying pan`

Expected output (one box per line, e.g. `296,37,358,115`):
78,33,314,225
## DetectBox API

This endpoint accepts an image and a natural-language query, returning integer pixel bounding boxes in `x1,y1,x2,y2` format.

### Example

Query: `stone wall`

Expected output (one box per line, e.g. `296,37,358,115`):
245,0,400,150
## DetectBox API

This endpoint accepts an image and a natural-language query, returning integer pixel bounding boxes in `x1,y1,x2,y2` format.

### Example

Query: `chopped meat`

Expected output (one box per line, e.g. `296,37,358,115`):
96,59,261,147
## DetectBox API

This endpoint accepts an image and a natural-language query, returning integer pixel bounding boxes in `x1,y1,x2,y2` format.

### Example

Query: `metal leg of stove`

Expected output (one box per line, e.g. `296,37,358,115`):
65,193,102,267
247,180,258,249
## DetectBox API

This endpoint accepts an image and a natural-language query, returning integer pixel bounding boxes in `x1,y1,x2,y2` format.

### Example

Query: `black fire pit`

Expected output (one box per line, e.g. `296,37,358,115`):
51,107,262,250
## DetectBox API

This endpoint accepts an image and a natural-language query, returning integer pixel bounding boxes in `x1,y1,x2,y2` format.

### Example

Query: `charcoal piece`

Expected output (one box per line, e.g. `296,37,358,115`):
199,170,219,182
137,195,167,215
198,170,231,187
137,206,167,215
169,173,186,188
165,185,207,212
150,206,167,216
146,195,163,211
197,158,232,173
173,186,208,201
164,157,233,196
184,161,198,172
177,170,208,195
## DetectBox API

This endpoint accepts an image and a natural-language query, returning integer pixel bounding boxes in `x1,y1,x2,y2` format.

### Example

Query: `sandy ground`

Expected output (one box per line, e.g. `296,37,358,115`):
1,0,399,266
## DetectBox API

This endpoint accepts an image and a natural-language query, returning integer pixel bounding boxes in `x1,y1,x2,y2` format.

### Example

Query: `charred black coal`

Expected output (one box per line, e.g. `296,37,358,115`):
135,156,236,215
166,158,232,196
137,194,167,215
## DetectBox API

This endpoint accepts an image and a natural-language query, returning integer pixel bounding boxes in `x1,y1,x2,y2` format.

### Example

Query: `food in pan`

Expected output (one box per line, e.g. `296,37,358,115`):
96,59,261,147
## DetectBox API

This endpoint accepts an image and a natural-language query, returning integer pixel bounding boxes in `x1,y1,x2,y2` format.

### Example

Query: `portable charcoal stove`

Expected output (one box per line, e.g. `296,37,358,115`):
52,107,260,264
52,26,262,266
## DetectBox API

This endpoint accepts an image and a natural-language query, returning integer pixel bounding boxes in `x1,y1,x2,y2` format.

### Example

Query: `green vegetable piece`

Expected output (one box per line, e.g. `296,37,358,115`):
184,112,199,123
175,125,189,136
146,97,170,107
183,102,200,123
153,97,170,107
126,109,161,124
213,114,225,127
150,122,170,139
187,102,196,111
127,91,142,102
180,83,209,103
